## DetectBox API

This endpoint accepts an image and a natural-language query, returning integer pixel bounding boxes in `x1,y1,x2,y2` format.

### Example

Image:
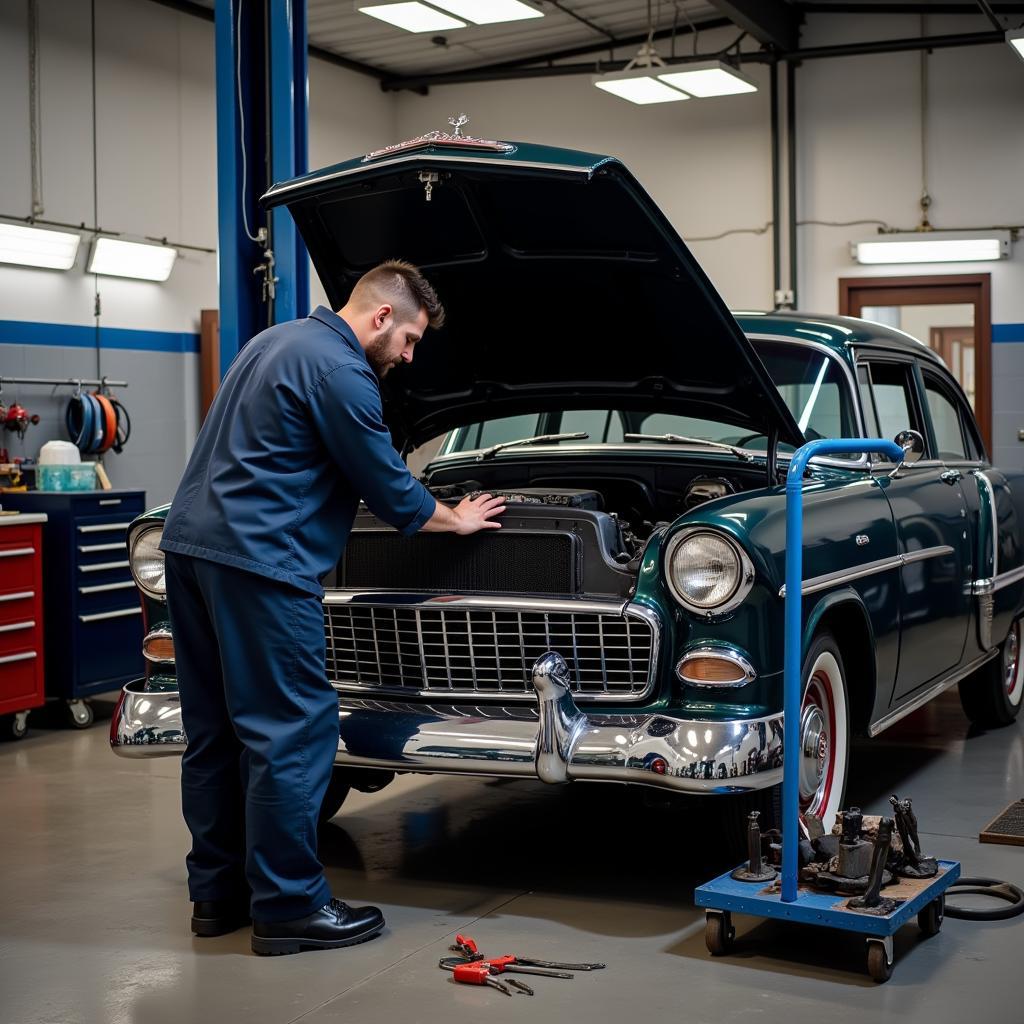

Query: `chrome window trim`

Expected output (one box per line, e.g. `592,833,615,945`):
321,590,662,704
664,527,755,617
778,545,954,597
972,563,1024,596
677,645,757,688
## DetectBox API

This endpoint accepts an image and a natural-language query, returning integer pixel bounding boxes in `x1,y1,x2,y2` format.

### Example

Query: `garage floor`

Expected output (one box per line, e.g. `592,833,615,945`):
1,692,1021,1024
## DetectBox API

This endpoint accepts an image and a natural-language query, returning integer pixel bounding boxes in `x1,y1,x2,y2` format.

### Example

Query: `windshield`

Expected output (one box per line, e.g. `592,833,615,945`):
436,340,858,459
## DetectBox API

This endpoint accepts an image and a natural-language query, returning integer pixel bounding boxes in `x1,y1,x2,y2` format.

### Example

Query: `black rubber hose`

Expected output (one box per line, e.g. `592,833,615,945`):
944,876,1024,921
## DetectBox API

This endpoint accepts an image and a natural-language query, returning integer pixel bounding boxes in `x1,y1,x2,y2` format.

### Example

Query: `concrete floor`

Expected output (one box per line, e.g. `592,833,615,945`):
1,693,1021,1024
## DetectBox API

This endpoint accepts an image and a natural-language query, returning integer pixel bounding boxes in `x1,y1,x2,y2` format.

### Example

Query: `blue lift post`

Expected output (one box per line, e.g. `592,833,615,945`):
214,0,309,378
695,437,962,981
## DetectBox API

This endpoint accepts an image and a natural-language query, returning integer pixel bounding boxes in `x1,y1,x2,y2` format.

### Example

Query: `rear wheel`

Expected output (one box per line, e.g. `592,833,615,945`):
959,617,1024,728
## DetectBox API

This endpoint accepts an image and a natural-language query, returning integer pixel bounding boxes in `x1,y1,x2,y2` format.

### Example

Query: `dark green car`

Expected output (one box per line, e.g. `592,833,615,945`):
112,132,1024,833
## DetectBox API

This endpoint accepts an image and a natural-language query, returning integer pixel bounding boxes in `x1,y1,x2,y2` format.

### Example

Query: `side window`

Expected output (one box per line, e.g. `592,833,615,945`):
858,365,880,436
863,361,922,456
922,373,971,461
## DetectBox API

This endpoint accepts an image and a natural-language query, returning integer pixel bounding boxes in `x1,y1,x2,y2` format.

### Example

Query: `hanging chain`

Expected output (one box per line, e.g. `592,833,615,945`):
28,0,44,217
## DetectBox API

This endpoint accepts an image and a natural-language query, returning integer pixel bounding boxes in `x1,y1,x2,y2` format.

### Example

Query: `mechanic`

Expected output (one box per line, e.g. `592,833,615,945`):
160,260,505,955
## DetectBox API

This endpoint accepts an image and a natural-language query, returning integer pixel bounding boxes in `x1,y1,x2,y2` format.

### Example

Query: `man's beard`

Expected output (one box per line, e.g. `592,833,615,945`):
365,325,398,377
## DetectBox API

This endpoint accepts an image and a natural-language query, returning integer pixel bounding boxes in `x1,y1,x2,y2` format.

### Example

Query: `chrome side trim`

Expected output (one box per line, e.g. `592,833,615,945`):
868,649,999,736
677,646,757,687
972,563,1024,596
778,545,954,597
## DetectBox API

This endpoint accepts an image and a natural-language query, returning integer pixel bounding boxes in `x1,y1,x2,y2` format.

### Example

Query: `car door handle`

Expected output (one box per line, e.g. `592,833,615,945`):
940,469,962,484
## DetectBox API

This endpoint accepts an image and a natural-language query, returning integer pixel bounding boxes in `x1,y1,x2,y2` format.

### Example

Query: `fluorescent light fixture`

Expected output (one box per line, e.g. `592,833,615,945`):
0,222,80,270
852,230,1011,265
658,61,757,97
429,0,542,24
1009,28,1024,63
88,237,178,281
593,71,689,105
358,2,465,31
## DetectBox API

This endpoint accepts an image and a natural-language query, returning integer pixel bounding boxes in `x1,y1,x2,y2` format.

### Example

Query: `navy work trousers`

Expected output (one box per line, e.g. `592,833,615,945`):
165,552,337,923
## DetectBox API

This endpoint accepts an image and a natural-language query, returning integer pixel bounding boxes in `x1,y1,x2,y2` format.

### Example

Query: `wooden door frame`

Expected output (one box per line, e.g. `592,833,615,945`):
838,273,992,454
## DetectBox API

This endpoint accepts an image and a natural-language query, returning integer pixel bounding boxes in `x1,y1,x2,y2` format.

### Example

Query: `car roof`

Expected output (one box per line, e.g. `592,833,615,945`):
733,310,947,367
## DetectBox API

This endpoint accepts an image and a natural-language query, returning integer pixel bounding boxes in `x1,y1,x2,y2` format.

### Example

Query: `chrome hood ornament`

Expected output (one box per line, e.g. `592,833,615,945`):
363,115,515,162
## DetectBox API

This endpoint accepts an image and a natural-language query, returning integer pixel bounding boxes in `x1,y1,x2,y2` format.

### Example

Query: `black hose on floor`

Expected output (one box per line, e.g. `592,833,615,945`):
943,877,1024,921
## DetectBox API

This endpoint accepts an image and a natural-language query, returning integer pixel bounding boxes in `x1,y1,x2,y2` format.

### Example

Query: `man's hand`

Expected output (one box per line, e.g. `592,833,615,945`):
421,492,505,534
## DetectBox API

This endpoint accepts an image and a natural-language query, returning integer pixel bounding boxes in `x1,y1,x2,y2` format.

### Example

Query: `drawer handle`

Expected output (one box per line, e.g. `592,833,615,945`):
78,560,130,573
79,607,142,623
0,591,34,603
79,581,136,595
77,522,131,534
79,543,125,554
0,547,35,558
0,650,37,666
99,499,122,506
0,620,34,633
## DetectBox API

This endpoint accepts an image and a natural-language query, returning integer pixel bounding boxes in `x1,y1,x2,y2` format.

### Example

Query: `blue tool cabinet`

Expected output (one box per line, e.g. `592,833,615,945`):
2,491,145,715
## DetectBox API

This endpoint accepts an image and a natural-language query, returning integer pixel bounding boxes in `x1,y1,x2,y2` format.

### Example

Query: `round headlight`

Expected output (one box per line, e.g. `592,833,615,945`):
129,524,166,599
666,529,753,614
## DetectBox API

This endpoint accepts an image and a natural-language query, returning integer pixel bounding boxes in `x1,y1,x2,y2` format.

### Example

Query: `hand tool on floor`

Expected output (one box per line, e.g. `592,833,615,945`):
448,933,605,971
448,933,482,959
439,959,515,996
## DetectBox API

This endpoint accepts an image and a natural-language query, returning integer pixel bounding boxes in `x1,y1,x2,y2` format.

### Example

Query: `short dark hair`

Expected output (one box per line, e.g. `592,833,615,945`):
353,259,445,329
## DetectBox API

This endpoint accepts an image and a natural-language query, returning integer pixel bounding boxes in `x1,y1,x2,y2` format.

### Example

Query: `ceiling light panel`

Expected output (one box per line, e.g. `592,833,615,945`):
658,62,757,97
1008,29,1024,63
429,0,542,24
852,231,1010,265
88,237,178,281
358,2,465,32
593,75,689,105
0,223,80,270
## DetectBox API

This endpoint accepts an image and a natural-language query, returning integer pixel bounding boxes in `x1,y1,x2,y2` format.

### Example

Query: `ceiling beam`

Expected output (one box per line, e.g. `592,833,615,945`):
798,2,1024,11
706,1,801,50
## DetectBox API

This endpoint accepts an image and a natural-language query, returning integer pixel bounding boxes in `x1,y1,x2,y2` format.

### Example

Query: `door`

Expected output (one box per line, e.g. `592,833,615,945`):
860,357,972,701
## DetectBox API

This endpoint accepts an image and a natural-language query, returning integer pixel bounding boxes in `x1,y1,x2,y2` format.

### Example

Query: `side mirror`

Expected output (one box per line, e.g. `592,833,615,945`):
889,429,925,477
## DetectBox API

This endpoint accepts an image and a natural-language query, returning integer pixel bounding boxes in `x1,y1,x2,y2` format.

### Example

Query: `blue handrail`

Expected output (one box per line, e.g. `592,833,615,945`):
781,437,904,903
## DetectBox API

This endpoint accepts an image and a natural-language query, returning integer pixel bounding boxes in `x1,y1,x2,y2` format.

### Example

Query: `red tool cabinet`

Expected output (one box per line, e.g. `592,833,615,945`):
0,514,46,739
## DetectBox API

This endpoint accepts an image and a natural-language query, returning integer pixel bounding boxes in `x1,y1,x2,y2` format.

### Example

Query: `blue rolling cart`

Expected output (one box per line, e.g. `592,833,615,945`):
695,439,961,982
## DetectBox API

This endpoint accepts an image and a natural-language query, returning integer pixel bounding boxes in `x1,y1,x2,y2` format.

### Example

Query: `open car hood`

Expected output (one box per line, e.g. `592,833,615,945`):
263,133,804,454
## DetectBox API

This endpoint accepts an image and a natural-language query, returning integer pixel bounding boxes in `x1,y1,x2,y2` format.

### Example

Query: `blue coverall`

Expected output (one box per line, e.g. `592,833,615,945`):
161,306,436,922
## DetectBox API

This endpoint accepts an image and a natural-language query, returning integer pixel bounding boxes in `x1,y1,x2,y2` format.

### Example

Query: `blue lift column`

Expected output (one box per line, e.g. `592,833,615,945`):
214,0,309,377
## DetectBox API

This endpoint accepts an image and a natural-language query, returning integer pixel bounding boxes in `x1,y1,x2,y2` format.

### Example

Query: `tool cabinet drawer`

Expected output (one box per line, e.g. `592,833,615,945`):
0,589,37,626
70,493,146,519
0,619,40,657
0,540,40,590
0,649,41,708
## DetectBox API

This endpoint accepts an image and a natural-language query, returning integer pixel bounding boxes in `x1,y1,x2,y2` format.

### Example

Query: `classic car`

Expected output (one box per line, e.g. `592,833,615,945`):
110,131,1024,839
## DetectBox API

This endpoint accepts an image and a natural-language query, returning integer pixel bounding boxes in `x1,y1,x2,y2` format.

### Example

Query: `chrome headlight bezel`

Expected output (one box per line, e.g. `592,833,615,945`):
664,527,755,617
128,522,166,600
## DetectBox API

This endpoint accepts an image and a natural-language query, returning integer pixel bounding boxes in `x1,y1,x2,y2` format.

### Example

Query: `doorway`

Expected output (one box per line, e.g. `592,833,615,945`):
838,274,992,453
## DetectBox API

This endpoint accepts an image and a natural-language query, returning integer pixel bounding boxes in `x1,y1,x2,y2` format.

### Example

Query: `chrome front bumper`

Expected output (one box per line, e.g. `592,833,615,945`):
110,652,783,794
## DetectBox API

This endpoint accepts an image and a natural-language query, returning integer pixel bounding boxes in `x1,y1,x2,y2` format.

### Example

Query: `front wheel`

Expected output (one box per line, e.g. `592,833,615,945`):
959,617,1024,728
317,769,351,826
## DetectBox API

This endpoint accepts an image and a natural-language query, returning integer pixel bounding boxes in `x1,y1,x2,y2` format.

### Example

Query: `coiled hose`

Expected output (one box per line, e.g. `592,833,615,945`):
943,876,1024,921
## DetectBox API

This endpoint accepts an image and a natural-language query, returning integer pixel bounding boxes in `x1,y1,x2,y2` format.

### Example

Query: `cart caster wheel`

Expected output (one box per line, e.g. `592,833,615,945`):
1,711,29,741
918,895,944,937
866,938,893,983
66,701,94,729
705,912,735,956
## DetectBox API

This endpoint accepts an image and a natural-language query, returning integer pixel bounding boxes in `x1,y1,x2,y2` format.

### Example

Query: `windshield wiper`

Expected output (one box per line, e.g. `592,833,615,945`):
623,432,753,462
476,432,589,461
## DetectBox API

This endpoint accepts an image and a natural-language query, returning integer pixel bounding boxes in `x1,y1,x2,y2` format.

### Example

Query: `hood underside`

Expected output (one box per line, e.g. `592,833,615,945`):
263,140,804,454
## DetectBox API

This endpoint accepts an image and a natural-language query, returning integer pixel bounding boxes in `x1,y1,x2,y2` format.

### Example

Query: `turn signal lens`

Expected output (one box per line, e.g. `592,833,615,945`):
677,650,756,687
143,628,175,664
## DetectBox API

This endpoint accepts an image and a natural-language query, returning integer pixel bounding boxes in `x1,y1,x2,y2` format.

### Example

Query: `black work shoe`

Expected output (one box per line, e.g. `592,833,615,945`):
251,897,385,956
191,898,251,937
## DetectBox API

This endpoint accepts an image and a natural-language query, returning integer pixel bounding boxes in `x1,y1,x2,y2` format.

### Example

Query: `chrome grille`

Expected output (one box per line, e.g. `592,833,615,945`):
323,597,657,701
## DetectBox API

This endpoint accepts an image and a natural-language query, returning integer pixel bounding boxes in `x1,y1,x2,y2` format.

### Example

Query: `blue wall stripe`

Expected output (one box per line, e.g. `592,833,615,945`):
993,323,1024,344
0,320,200,354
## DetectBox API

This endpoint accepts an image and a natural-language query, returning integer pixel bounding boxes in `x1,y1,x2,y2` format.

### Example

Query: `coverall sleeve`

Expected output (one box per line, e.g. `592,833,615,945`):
307,362,436,535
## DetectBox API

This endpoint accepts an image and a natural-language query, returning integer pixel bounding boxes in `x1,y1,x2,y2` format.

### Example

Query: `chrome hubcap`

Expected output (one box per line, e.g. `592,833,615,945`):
799,704,828,799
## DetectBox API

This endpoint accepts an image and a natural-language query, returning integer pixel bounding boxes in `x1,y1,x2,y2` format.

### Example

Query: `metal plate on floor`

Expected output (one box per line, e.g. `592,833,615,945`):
980,800,1024,846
